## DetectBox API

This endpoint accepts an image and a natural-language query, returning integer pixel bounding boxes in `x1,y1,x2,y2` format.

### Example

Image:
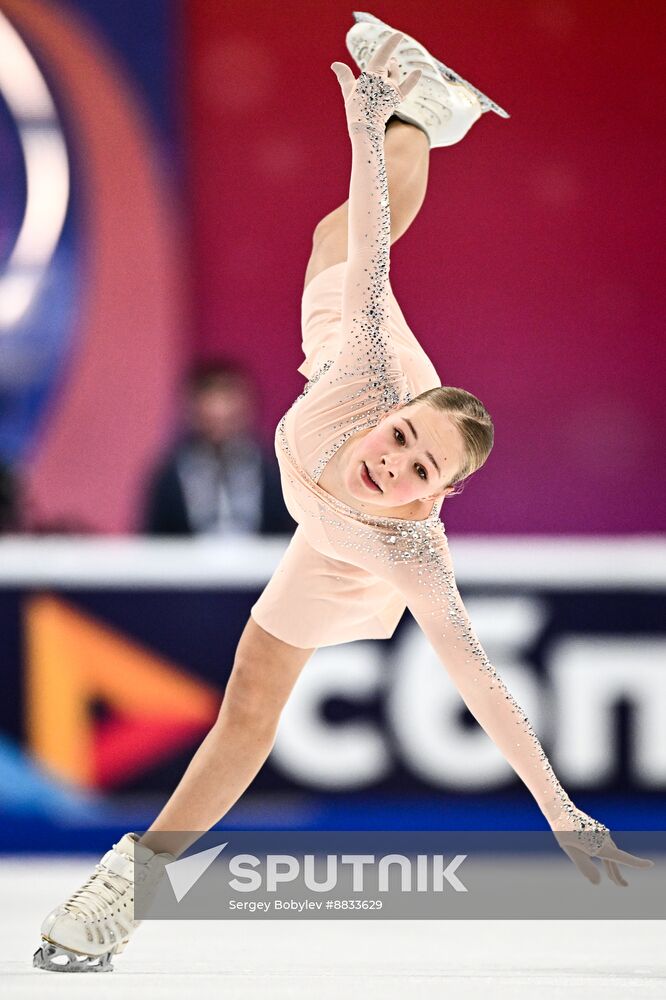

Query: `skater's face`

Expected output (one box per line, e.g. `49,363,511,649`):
344,402,465,514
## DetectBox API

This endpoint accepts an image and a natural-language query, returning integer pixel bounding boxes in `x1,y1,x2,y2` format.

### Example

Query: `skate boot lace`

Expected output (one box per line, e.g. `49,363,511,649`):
63,864,134,923
55,851,150,949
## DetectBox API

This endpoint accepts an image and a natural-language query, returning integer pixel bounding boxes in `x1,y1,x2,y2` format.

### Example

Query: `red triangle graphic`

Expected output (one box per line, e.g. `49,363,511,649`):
92,712,213,789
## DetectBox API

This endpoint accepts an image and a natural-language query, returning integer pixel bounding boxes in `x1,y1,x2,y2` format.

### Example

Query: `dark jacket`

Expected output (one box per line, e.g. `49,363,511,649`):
142,436,296,537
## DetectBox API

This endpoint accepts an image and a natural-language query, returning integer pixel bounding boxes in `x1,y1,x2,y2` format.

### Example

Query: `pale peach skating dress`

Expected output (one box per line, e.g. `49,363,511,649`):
251,71,589,832
251,258,443,649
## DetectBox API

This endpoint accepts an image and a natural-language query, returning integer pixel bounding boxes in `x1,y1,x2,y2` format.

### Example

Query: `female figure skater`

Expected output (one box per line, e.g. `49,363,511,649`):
34,14,652,973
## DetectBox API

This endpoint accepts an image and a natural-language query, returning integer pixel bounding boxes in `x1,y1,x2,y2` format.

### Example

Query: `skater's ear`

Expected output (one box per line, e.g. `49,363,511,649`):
423,484,456,502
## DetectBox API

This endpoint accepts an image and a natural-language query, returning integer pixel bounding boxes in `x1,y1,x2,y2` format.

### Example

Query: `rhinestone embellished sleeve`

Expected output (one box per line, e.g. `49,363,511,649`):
311,504,609,846
280,70,412,485
338,72,402,382
394,525,608,843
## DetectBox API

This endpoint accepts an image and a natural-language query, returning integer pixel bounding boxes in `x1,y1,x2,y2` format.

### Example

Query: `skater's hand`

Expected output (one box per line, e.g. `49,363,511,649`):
551,806,654,886
331,30,422,134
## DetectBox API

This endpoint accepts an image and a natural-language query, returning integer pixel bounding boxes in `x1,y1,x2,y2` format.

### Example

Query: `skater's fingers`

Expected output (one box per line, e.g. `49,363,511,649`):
330,61,356,103
367,31,403,74
602,859,628,887
562,845,601,884
398,68,422,100
598,842,655,868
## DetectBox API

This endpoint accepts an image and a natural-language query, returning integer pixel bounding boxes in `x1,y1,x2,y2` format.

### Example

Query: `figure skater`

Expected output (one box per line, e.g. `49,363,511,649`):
33,13,652,973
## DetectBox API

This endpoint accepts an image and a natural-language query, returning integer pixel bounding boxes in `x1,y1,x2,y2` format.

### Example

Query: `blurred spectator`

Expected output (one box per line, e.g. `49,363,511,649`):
141,359,296,537
0,459,19,533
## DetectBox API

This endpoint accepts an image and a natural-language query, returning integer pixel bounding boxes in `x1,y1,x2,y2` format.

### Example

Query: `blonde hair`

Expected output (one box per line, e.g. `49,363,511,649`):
402,386,494,497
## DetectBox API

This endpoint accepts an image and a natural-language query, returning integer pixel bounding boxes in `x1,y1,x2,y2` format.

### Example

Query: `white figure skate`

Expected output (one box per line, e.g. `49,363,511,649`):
33,831,174,972
346,10,509,148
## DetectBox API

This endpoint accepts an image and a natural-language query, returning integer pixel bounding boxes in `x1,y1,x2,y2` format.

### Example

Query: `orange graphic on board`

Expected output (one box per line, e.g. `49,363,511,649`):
25,596,220,789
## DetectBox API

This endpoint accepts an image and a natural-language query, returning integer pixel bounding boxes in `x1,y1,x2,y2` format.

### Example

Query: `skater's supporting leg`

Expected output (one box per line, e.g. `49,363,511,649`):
139,616,315,858
33,618,315,971
303,117,429,292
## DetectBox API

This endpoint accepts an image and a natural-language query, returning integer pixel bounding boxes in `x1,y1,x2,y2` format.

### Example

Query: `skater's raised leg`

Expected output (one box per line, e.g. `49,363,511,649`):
304,117,430,292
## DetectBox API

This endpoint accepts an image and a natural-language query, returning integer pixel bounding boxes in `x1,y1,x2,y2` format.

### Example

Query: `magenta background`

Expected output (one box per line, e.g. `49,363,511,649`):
183,0,665,534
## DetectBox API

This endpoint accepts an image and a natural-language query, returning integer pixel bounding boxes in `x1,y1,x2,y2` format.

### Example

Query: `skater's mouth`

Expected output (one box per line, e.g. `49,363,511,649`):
361,462,382,493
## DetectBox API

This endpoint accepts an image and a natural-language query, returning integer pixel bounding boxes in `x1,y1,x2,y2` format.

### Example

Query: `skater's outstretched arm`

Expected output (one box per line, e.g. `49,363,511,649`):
330,33,421,381
331,512,653,884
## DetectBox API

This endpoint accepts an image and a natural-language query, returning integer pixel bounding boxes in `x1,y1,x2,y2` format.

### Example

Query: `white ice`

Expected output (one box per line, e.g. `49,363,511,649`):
1,857,664,998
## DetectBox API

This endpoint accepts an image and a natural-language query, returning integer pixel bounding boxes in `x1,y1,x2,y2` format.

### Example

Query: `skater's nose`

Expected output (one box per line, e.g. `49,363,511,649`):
381,454,400,478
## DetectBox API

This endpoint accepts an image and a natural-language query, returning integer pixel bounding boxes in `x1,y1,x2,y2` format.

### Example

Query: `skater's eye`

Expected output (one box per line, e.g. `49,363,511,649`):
394,427,428,481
